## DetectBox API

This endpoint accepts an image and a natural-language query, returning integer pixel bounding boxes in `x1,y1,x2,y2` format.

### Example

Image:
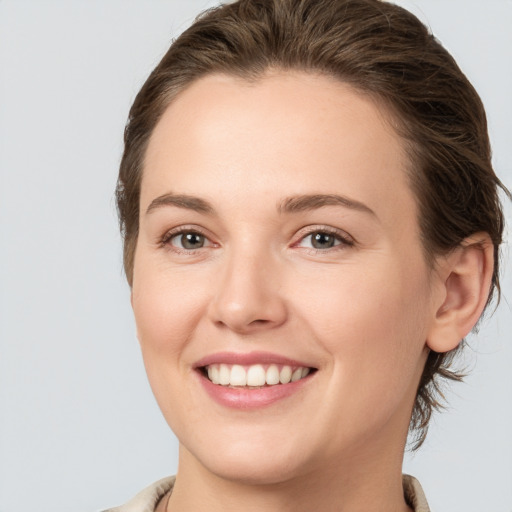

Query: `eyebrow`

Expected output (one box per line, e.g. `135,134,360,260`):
145,192,376,217
146,193,215,215
279,194,376,217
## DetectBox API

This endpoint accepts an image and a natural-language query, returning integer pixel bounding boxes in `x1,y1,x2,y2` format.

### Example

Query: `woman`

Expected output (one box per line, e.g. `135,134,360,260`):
106,0,509,510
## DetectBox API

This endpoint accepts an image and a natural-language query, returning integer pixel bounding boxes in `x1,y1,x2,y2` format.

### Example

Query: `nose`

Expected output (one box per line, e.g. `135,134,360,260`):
207,249,288,334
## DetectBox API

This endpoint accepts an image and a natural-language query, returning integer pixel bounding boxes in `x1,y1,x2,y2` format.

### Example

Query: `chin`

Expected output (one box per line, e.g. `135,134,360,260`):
201,453,308,486
181,427,316,486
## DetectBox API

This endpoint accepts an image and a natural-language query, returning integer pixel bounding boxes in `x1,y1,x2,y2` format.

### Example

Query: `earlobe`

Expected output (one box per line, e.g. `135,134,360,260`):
426,233,494,353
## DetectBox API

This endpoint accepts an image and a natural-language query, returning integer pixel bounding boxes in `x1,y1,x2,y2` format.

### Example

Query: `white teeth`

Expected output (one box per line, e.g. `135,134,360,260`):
219,364,230,385
266,365,280,385
279,365,292,384
205,363,312,387
291,368,303,382
230,365,247,386
208,365,220,384
247,364,266,386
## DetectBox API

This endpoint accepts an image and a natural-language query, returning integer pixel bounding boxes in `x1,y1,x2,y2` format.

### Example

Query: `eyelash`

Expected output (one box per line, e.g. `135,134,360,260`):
159,225,354,254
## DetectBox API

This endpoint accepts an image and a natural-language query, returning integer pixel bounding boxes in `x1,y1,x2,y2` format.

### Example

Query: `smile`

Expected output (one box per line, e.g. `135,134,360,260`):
195,352,317,409
204,364,311,387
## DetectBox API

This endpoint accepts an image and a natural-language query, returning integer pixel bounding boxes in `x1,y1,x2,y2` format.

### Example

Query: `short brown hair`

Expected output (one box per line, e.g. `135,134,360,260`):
116,0,509,447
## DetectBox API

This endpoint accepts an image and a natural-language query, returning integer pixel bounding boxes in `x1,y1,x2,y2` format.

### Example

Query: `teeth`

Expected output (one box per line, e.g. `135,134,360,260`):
208,365,220,384
247,364,266,386
266,365,280,385
291,368,303,382
219,364,230,385
230,365,247,386
279,366,292,384
204,363,312,387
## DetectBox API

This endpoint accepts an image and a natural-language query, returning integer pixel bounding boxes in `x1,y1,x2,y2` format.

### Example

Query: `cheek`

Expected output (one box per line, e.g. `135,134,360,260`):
295,261,432,438
131,262,206,364
296,258,431,380
131,265,208,425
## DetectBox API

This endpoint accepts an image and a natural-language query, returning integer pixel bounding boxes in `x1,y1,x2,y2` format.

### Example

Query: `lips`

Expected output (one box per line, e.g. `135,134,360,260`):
194,351,316,409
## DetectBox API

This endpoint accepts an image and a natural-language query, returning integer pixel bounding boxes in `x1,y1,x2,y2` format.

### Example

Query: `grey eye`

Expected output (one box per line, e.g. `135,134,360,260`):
174,232,206,250
310,232,338,249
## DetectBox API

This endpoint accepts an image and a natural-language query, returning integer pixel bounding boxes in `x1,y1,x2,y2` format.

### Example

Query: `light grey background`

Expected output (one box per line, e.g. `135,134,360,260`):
0,1,510,511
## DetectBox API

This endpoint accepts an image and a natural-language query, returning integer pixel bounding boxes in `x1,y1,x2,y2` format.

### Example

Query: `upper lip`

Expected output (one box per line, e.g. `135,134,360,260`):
194,351,315,369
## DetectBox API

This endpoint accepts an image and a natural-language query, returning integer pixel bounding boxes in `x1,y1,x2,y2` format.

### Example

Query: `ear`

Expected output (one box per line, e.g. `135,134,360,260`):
427,233,494,353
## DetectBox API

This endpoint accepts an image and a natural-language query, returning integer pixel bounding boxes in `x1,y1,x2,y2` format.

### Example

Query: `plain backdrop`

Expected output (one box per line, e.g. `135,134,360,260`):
0,1,511,511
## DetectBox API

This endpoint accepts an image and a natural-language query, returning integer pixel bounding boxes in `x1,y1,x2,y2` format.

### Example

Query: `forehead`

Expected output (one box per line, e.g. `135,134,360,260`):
142,71,416,230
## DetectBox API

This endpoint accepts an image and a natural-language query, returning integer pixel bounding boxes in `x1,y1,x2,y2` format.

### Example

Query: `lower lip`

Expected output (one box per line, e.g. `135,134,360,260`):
197,371,312,409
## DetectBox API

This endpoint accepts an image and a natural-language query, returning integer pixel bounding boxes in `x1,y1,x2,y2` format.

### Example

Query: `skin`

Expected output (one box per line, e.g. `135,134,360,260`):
131,71,493,511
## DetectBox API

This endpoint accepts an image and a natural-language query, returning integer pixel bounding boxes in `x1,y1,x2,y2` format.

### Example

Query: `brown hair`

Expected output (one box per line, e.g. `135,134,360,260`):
116,0,509,447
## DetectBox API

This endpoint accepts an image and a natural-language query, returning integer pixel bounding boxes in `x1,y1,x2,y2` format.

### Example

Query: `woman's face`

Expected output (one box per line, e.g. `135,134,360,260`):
132,72,436,483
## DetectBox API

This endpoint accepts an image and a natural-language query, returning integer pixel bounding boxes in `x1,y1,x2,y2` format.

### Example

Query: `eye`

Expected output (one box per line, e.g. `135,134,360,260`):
162,229,214,251
173,232,206,249
306,232,339,249
295,229,353,250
